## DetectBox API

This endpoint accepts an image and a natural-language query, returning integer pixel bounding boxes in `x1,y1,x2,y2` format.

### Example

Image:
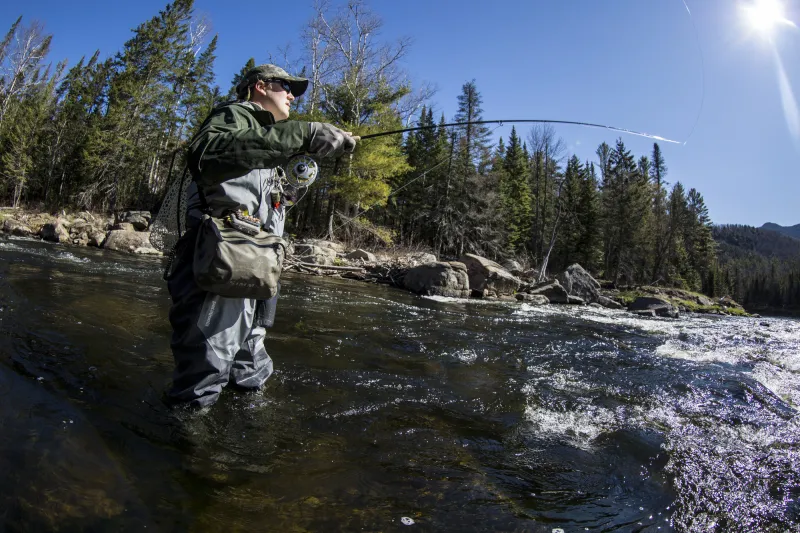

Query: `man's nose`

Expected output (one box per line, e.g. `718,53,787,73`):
288,92,295,101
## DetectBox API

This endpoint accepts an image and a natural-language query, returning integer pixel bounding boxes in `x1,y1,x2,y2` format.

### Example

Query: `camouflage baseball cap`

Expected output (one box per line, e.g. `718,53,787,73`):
236,64,309,99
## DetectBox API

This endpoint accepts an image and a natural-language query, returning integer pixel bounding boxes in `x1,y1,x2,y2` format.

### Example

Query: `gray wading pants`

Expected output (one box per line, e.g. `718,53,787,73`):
166,228,274,407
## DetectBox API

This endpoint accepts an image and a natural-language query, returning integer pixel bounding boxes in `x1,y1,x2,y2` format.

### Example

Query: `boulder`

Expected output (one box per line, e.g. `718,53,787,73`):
103,230,154,253
589,302,603,309
628,296,679,318
718,296,744,310
567,295,585,305
597,295,624,310
695,294,714,307
557,264,601,303
406,252,437,266
632,309,656,318
503,260,523,274
345,249,376,262
459,253,522,297
293,243,337,266
72,232,89,247
515,293,549,305
68,219,90,233
298,239,343,253
403,261,470,298
112,222,136,232
528,280,569,304
125,214,149,231
40,221,70,243
520,268,540,281
2,219,34,237
120,210,152,223
88,230,106,248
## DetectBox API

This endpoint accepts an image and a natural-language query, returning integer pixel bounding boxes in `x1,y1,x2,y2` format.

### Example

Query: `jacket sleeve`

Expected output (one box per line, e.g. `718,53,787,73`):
188,105,310,188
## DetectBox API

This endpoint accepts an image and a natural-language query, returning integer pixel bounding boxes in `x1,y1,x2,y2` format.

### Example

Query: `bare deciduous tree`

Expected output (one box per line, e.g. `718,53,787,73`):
0,18,51,131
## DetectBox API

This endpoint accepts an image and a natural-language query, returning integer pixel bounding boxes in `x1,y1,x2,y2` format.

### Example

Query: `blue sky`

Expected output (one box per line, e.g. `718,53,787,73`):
2,0,797,226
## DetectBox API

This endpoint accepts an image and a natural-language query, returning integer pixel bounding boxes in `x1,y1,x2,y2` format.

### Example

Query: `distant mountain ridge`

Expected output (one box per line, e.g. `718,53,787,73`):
714,224,800,262
761,222,800,240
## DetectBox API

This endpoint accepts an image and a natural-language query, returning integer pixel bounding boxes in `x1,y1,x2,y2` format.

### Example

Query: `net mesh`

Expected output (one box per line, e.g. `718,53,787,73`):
149,168,190,253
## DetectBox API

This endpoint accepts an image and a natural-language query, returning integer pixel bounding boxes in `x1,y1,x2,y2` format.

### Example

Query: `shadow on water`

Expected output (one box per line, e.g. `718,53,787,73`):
0,236,799,532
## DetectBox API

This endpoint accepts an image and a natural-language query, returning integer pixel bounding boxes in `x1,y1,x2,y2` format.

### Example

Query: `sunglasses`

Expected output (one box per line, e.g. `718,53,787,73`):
263,79,292,95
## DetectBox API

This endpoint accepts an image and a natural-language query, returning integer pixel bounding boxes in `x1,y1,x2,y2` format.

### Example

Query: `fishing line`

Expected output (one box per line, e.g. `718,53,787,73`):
680,0,707,145
359,118,682,144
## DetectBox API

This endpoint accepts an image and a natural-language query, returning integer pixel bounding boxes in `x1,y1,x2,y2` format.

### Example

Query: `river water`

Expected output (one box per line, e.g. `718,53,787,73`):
0,235,798,532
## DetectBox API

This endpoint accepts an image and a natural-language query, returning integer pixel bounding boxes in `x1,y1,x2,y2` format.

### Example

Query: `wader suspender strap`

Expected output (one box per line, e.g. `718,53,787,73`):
196,183,211,214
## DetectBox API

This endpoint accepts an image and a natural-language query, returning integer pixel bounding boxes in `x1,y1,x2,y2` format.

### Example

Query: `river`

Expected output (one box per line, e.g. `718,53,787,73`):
0,236,798,532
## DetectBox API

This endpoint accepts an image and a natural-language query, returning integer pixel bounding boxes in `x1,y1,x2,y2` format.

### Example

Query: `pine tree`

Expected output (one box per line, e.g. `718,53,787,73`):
602,139,650,284
553,155,583,269
685,188,715,291
226,57,254,101
665,182,689,286
650,143,670,282
576,161,602,270
450,80,492,256
501,127,532,254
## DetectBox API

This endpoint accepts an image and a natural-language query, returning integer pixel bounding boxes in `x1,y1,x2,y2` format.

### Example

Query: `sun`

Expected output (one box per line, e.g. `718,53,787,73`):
742,0,794,36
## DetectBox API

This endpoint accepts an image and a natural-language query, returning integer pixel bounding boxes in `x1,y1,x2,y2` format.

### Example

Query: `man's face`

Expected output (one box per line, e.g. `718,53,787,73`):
254,79,295,120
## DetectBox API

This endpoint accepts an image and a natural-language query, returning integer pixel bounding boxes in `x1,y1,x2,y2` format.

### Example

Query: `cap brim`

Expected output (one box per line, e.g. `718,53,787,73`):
286,77,309,97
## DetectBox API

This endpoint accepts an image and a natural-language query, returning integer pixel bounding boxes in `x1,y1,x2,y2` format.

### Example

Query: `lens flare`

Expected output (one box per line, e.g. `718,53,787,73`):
773,49,800,140
742,0,796,35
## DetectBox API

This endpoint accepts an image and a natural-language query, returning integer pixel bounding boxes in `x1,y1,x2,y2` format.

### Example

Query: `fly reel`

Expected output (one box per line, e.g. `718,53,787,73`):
285,155,319,188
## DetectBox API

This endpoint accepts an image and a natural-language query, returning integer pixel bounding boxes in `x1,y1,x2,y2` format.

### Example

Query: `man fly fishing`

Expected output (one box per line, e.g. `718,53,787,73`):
165,64,358,408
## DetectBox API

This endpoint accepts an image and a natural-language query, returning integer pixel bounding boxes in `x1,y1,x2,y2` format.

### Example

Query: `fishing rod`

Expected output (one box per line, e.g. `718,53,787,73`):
358,118,681,144
285,118,680,187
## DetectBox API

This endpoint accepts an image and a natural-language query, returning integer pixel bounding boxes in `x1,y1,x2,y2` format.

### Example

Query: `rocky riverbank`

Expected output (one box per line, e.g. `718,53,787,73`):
0,207,749,317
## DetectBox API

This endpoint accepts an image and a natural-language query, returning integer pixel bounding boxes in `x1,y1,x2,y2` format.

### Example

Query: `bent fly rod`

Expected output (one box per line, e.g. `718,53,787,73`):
357,119,681,144
285,118,679,188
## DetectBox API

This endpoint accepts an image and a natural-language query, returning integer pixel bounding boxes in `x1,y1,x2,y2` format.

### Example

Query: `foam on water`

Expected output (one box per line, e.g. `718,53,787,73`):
518,305,800,528
524,404,619,449
516,301,800,413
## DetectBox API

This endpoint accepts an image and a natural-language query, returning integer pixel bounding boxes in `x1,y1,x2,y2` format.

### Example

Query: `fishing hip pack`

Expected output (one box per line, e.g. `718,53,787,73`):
193,214,286,299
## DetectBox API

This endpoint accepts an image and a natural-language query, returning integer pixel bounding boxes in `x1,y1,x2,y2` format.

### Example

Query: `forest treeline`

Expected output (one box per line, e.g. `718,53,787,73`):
713,225,800,313
0,0,796,309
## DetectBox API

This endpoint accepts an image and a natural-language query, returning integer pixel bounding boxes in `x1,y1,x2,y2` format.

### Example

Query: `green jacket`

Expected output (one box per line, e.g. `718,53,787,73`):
187,102,310,189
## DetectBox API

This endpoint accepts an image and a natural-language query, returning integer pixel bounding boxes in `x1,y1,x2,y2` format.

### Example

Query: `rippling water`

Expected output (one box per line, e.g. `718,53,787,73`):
1,236,798,532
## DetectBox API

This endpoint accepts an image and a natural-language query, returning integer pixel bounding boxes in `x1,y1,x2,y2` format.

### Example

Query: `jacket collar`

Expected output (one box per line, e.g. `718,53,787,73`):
235,101,276,127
